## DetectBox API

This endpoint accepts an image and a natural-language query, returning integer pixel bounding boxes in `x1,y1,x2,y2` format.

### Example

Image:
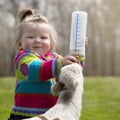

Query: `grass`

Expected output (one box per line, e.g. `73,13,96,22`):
0,77,120,120
80,77,120,120
0,77,15,120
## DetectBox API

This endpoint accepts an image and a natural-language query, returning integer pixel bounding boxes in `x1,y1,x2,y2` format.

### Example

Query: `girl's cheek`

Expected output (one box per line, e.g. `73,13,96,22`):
24,41,33,49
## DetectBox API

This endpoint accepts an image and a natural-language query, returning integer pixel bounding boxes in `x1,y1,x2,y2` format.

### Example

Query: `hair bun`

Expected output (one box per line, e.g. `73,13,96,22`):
18,8,33,22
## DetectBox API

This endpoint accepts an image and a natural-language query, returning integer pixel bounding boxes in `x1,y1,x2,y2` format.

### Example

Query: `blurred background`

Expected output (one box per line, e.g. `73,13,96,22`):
0,0,120,76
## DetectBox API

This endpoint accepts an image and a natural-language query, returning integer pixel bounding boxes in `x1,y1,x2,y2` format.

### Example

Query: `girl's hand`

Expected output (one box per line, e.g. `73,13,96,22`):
61,55,78,66
61,36,88,66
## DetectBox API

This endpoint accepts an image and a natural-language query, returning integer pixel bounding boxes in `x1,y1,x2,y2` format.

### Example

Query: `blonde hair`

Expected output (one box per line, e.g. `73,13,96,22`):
15,8,58,51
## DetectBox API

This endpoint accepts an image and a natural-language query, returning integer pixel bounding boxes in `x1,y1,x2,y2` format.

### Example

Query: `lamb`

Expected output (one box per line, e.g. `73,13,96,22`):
24,63,84,120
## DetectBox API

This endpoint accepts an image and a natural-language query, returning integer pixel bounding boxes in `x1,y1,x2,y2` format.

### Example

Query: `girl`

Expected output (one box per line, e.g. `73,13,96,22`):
8,8,88,120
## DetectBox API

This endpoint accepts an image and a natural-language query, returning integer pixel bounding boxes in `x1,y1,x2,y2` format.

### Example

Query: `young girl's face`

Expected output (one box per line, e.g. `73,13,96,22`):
19,22,51,56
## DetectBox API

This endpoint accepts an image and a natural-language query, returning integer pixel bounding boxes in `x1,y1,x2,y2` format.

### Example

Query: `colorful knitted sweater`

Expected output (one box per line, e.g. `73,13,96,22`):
11,49,62,117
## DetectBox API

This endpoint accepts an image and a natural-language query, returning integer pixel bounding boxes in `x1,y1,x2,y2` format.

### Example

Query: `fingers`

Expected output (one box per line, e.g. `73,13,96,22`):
61,55,78,66
67,55,78,62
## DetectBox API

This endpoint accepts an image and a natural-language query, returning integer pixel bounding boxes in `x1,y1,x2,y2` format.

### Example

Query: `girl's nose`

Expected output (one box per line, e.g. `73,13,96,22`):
35,37,41,42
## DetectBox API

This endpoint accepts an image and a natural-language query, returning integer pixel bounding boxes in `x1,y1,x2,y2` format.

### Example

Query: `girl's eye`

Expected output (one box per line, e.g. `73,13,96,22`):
28,37,34,38
41,36,48,39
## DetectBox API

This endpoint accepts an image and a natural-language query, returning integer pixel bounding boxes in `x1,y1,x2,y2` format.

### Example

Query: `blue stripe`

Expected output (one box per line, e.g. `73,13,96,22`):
28,60,42,82
75,13,79,51
12,106,48,114
52,58,58,76
52,58,55,76
15,79,52,94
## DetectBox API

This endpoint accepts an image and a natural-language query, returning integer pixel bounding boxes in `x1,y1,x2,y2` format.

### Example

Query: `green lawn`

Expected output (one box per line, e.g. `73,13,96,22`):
80,77,120,120
0,77,15,120
0,77,120,120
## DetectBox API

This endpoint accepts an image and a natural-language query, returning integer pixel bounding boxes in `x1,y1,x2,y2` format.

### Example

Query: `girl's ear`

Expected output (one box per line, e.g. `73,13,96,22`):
18,42,23,50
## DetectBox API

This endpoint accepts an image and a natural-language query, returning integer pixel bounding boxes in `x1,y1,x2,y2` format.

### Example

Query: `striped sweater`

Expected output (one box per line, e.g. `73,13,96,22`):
11,49,62,117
